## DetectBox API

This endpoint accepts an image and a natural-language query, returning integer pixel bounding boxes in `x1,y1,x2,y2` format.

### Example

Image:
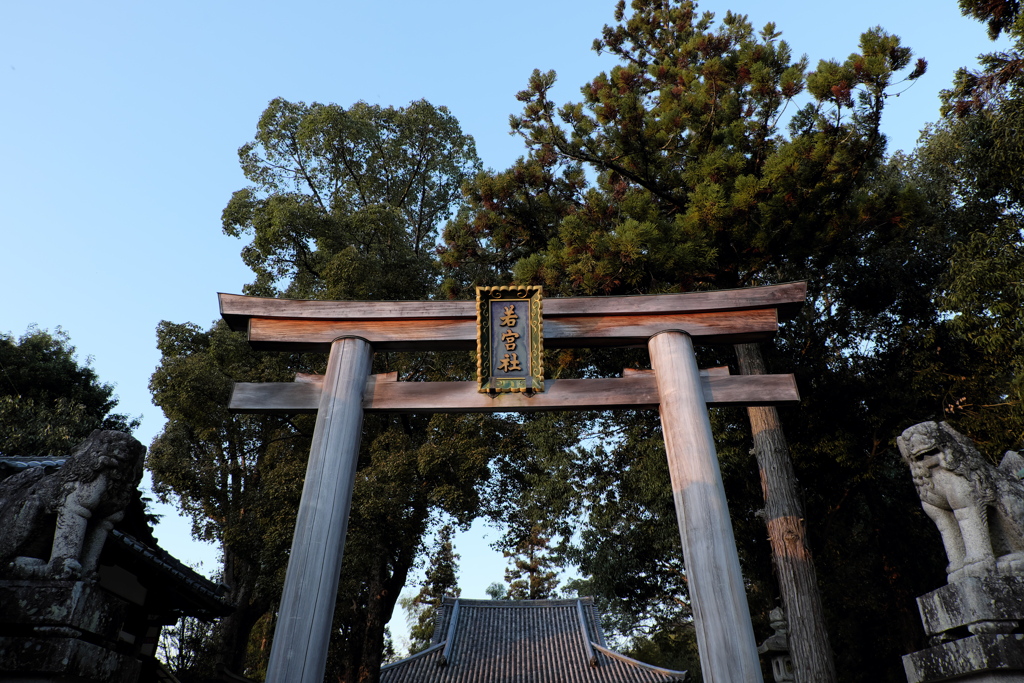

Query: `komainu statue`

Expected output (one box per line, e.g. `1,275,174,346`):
898,421,1024,582
0,430,145,579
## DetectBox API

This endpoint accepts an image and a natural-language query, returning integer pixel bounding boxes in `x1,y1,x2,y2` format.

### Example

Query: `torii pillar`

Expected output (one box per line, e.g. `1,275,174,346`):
266,337,371,683
221,281,808,683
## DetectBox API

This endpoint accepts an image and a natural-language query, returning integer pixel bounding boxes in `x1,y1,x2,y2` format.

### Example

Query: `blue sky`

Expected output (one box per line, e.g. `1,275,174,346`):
0,0,1007,649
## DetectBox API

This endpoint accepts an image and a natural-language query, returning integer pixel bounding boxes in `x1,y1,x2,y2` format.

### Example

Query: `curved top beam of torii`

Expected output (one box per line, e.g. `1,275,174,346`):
222,282,807,414
218,281,806,352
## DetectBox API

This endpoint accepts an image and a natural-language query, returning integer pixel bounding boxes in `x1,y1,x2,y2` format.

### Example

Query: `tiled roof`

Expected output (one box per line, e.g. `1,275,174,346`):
0,455,68,471
109,529,233,618
0,454,232,619
381,598,688,683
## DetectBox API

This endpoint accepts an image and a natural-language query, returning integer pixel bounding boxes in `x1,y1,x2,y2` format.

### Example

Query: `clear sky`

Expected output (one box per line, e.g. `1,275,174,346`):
0,0,1005,651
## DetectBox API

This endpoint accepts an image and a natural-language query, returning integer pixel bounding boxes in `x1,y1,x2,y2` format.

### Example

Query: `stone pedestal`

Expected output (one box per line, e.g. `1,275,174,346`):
0,580,141,683
904,577,1024,683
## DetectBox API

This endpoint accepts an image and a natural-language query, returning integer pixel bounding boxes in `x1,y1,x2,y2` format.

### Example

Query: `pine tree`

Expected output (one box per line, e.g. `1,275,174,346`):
504,524,560,600
441,2,939,680
402,524,461,653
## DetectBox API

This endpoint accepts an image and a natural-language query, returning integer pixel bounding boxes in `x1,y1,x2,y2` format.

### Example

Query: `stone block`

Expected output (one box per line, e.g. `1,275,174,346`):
0,636,140,683
918,577,1024,638
0,580,127,645
903,633,1024,683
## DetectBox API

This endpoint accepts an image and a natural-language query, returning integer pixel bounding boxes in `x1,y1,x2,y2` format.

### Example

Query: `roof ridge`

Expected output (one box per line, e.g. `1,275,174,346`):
443,597,590,607
379,641,445,672
592,643,689,680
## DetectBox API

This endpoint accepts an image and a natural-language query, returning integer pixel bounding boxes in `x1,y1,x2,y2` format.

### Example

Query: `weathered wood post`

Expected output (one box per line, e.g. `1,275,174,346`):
265,336,373,683
649,330,763,683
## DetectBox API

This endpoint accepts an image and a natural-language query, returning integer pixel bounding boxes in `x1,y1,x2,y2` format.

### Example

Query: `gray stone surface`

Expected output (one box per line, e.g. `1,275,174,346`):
898,422,1024,583
757,608,794,683
0,636,140,683
0,580,141,683
0,430,145,580
0,580,127,643
918,576,1024,638
903,634,1024,683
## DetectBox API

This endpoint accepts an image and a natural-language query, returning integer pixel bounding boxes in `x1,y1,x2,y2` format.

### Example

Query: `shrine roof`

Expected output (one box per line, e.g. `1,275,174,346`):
0,455,232,619
380,597,688,683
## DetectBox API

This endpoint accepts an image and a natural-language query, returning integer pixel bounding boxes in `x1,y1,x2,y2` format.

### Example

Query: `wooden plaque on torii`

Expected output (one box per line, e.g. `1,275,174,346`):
220,281,807,683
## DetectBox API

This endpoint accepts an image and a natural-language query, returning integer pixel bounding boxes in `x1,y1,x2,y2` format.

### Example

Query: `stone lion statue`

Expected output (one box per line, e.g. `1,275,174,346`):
0,430,145,580
898,421,1024,582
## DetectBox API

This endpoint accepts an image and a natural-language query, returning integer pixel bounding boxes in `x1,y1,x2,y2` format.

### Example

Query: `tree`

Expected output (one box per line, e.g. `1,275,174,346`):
223,97,480,301
158,614,217,682
149,319,302,679
943,0,1022,114
909,0,1024,457
503,523,560,600
151,97,518,683
441,2,942,680
0,326,136,455
400,524,461,653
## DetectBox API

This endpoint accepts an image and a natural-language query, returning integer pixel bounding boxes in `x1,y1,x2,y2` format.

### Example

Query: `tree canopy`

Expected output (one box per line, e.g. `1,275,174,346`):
0,327,136,456
440,2,948,681
150,98,517,683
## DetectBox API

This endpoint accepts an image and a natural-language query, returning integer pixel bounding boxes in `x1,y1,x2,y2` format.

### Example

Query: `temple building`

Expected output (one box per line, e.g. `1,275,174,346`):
381,597,688,683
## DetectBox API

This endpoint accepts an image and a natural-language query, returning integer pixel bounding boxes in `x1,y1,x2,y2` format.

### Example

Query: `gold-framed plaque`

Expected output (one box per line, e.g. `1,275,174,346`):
476,286,544,393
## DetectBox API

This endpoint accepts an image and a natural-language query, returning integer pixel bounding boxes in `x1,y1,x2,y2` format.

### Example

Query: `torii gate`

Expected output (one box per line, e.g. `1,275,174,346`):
220,281,807,683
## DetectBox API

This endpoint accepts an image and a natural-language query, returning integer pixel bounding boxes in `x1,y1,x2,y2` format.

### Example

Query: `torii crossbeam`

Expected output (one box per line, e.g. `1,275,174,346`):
220,282,807,683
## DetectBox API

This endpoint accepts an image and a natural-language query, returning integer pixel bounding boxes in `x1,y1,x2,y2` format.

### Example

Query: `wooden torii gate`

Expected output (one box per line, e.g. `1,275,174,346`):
220,282,807,683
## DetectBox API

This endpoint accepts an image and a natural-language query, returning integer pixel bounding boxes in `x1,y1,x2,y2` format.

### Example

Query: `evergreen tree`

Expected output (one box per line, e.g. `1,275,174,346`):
0,326,136,455
910,0,1024,456
402,524,461,653
149,320,302,678
441,2,944,680
504,523,560,600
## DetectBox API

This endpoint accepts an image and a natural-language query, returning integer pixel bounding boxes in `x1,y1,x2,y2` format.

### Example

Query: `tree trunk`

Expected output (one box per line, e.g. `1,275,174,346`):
734,343,838,683
218,549,269,678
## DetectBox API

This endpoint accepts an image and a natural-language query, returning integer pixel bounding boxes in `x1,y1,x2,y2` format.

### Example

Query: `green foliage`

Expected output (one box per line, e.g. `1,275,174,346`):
960,0,1020,39
157,615,217,682
440,2,947,680
940,221,1024,449
0,327,136,455
562,414,689,641
223,98,480,300
485,582,508,600
943,0,1024,114
911,0,1024,455
503,523,560,600
153,97,516,681
149,320,306,676
444,1,925,300
913,87,1024,457
401,524,461,653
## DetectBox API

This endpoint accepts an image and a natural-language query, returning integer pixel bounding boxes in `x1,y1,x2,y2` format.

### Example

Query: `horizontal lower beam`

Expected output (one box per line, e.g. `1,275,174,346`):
229,371,799,415
246,309,779,352
219,282,807,333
